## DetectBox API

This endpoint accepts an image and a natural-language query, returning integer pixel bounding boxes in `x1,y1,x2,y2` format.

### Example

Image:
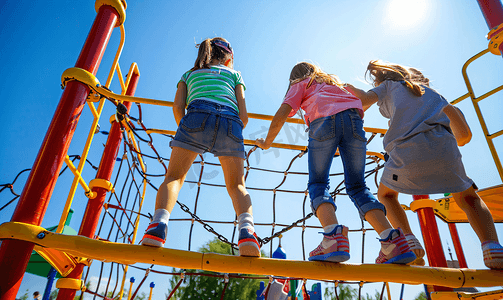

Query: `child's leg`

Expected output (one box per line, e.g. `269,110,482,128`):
377,183,412,234
452,186,502,269
219,156,259,257
451,186,498,242
141,146,198,247
377,183,425,260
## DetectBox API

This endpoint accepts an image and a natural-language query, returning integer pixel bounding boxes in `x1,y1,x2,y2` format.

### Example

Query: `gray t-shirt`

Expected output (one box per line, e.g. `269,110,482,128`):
371,80,451,152
370,80,473,194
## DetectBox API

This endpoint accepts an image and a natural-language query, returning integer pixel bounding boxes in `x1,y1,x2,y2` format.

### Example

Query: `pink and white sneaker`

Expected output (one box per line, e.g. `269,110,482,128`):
238,227,261,257
482,241,503,269
376,228,416,264
309,225,350,262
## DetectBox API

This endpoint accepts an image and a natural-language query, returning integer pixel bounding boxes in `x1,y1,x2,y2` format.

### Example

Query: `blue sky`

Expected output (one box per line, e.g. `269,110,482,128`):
1,0,503,299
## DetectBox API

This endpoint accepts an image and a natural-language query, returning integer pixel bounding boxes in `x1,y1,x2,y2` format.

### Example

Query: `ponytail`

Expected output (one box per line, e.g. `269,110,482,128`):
192,37,233,71
192,39,212,71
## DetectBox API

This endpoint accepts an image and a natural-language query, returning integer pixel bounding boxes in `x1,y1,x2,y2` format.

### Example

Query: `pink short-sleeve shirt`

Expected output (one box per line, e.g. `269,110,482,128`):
282,78,364,125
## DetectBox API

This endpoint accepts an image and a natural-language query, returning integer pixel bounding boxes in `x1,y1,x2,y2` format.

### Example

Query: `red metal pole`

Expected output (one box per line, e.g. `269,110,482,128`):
413,195,452,292
477,0,503,56
448,223,468,268
0,5,119,300
477,0,503,29
56,69,140,300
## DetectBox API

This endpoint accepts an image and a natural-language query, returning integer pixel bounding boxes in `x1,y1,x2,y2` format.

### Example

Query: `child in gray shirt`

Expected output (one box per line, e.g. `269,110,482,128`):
345,60,502,269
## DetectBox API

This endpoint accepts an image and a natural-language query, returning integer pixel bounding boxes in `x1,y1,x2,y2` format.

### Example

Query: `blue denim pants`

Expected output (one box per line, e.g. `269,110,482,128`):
170,100,246,158
308,109,385,220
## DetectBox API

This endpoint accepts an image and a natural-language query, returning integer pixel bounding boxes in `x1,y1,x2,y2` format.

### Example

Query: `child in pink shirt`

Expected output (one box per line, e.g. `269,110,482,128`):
256,62,415,264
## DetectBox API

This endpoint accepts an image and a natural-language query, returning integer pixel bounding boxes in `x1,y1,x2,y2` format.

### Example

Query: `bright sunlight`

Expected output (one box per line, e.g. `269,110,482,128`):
385,0,429,30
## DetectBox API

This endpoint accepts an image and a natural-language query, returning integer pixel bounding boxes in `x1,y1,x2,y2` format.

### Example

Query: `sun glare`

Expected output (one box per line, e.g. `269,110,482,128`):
385,0,429,30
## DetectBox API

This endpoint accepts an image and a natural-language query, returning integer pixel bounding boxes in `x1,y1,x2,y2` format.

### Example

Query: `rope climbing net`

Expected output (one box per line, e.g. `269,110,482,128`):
1,95,392,299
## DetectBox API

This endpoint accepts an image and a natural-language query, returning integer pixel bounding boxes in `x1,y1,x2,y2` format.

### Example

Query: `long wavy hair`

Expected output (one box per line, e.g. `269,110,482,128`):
365,60,429,96
191,37,233,71
289,62,343,89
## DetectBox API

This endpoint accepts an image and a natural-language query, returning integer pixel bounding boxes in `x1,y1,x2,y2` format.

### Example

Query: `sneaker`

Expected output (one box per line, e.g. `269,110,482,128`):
405,233,425,265
238,227,261,257
140,222,167,247
309,225,350,262
376,228,416,264
482,241,503,269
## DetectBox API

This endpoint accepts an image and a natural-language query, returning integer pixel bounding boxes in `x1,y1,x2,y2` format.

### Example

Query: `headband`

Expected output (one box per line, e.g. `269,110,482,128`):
212,39,233,54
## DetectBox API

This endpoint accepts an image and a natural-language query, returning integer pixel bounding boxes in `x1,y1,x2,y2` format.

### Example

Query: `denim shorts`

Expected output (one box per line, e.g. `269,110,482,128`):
170,100,246,159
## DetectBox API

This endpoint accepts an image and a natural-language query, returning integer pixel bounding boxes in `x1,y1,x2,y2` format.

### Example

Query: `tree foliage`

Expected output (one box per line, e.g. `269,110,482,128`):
166,238,265,300
324,284,385,300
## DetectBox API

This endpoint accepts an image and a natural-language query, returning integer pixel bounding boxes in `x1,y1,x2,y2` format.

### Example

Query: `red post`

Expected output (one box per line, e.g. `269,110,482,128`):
413,195,452,292
56,68,140,300
477,0,503,56
447,223,468,268
0,5,120,300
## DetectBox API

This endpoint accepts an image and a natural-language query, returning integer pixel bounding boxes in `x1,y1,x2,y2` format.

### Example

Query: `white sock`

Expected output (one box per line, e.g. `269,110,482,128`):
405,233,416,241
152,209,170,225
379,228,393,240
238,212,254,231
323,224,338,234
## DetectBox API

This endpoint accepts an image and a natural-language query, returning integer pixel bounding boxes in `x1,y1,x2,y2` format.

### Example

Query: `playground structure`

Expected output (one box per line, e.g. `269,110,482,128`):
1,0,503,299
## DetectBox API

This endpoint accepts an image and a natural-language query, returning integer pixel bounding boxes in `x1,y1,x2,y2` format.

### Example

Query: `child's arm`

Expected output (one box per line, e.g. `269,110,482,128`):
235,85,248,128
255,103,293,150
173,82,187,126
344,84,379,111
443,104,472,146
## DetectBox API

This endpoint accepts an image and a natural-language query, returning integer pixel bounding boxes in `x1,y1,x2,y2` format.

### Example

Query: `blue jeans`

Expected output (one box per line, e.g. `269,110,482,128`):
308,109,385,220
170,100,246,158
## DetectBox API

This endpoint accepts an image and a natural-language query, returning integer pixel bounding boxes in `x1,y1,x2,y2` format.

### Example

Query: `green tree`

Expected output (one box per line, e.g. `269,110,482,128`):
19,289,29,300
324,284,385,300
414,292,427,300
166,238,265,300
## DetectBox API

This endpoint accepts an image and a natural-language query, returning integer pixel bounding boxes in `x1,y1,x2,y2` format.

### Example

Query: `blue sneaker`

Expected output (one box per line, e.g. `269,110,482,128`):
140,222,167,247
238,227,260,257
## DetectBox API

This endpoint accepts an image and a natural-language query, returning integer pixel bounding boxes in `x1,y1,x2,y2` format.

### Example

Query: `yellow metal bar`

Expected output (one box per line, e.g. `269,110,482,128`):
116,63,141,300
56,278,84,291
57,96,106,233
3,222,502,288
490,129,503,139
385,282,391,300
449,93,470,105
431,289,503,299
63,156,92,195
104,23,125,89
145,129,386,157
462,48,503,181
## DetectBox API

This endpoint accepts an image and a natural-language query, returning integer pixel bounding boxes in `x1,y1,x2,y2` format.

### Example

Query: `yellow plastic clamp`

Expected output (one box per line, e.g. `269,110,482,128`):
61,68,101,90
56,278,86,291
89,179,115,194
95,0,126,27
409,199,436,212
487,23,503,55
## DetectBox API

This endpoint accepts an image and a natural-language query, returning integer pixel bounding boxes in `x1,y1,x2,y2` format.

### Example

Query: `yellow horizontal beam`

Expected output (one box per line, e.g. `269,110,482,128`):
1,222,502,288
145,129,386,156
431,289,503,299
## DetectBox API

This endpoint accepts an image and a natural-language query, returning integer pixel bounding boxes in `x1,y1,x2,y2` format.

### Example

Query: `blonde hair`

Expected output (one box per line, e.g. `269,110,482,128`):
289,62,343,89
365,60,429,97
191,37,233,71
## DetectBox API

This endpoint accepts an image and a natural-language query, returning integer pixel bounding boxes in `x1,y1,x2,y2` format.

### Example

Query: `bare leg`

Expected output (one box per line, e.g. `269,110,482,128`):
377,182,413,234
155,146,199,212
452,186,499,243
364,209,393,235
316,203,338,227
218,156,252,216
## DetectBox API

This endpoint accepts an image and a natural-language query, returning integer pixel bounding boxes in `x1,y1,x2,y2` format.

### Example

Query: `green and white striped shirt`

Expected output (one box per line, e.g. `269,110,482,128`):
179,65,246,112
